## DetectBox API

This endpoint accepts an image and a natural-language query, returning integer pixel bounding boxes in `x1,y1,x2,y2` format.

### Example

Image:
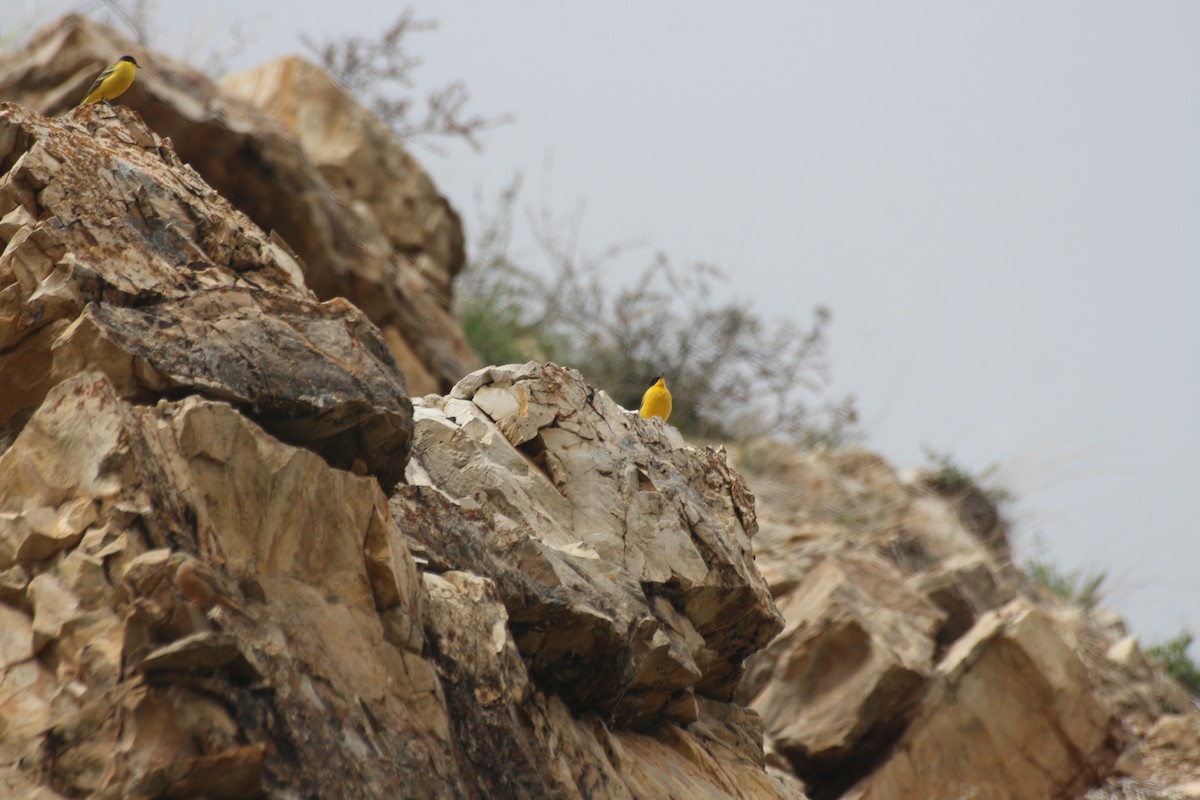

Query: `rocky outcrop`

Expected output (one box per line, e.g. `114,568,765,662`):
0,103,410,484
0,82,792,797
0,14,476,395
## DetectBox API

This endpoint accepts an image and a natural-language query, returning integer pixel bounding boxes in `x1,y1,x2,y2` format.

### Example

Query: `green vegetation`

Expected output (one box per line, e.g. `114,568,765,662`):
920,447,1014,504
1146,632,1200,697
1024,557,1108,612
921,447,974,491
454,177,859,445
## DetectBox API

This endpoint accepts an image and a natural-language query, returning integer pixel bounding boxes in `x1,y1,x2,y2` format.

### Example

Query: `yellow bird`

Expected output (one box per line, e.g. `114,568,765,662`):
639,376,672,422
79,55,139,106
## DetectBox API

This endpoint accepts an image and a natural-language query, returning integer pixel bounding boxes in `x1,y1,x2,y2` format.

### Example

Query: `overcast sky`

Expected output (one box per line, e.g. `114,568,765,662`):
12,2,1198,653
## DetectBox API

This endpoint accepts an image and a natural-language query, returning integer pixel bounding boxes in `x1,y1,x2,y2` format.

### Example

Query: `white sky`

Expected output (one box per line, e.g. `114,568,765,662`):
9,2,1198,653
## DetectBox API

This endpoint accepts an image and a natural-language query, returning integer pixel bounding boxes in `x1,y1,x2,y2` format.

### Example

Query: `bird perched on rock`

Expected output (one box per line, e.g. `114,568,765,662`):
639,376,672,422
79,55,139,106
168,552,251,618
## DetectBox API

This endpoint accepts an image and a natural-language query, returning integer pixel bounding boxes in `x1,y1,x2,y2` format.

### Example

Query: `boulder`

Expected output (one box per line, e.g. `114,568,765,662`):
404,361,783,725
737,553,944,784
843,601,1121,800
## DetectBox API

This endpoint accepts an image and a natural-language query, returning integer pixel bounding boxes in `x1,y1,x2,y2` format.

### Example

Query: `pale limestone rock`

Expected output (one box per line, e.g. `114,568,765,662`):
0,17,804,798
1,367,800,798
1106,636,1152,679
907,552,1016,648
0,657,57,754
28,573,80,654
405,362,781,724
422,571,530,707
58,550,109,607
2,498,96,565
732,442,1168,797
0,372,464,796
1172,780,1200,798
0,603,33,670
138,631,261,678
0,564,27,606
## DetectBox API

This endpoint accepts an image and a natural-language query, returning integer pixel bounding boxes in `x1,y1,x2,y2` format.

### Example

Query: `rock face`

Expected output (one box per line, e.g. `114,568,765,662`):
0,14,476,396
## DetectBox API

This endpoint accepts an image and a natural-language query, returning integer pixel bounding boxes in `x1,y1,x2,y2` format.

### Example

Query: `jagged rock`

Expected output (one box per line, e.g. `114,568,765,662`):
0,497,95,566
0,366,792,798
0,371,457,796
907,468,1010,558
0,564,27,606
28,572,81,653
0,14,477,396
0,29,797,788
1106,636,1152,679
907,552,1016,649
0,102,412,483
730,442,1183,798
1127,714,1200,793
843,600,1121,800
138,632,263,680
405,362,782,725
0,602,34,670
737,552,945,783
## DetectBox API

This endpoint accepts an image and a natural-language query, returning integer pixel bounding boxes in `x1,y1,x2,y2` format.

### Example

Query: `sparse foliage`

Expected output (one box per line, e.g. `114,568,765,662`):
1025,557,1108,612
301,9,511,151
455,177,858,445
1146,632,1200,697
456,180,569,365
921,447,1014,504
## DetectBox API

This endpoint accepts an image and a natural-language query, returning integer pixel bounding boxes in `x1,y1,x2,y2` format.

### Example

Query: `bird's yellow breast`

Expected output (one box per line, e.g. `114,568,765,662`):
639,378,672,421
83,60,137,104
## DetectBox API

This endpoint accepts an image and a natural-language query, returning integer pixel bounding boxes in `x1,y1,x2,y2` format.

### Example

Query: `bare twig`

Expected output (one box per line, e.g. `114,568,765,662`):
301,9,511,151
